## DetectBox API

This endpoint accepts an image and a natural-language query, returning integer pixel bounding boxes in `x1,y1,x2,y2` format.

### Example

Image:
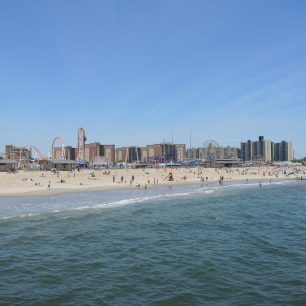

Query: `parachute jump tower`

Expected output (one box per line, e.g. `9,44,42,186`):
77,128,86,161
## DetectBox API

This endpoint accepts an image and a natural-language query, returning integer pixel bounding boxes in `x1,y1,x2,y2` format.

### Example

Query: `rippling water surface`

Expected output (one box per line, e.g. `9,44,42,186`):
1,181,306,305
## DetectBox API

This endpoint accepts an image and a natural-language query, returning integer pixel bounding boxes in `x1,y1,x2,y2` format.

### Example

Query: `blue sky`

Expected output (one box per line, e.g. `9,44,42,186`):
1,0,306,157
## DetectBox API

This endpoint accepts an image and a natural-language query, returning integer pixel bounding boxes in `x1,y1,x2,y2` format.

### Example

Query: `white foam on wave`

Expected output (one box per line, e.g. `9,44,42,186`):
165,192,193,197
0,212,41,221
72,194,165,211
194,180,294,194
70,190,208,213
203,189,215,194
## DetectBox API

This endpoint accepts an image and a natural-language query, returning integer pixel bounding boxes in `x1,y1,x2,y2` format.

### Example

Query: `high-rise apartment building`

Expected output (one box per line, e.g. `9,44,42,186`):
241,140,252,161
241,136,293,162
273,141,294,161
241,136,272,162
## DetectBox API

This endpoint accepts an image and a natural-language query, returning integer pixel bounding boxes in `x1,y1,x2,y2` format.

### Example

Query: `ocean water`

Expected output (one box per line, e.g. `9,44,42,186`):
0,180,306,305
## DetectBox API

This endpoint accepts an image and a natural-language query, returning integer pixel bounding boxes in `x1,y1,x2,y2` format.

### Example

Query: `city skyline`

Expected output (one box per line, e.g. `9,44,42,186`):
3,131,295,164
1,1,306,157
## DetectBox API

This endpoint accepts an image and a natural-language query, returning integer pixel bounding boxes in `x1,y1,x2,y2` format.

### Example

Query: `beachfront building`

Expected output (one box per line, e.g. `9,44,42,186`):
5,145,31,162
240,136,272,162
273,141,294,161
0,159,18,172
205,159,243,168
39,160,76,171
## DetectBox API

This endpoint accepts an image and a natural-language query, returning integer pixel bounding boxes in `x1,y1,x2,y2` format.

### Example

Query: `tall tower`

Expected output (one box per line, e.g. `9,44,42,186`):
77,128,86,161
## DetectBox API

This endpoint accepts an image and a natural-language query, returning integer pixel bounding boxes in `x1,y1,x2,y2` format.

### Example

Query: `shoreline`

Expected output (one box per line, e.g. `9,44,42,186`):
0,166,304,198
0,175,300,198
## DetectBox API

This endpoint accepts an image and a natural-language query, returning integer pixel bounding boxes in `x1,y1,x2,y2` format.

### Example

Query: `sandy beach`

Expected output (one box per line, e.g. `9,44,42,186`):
0,165,304,197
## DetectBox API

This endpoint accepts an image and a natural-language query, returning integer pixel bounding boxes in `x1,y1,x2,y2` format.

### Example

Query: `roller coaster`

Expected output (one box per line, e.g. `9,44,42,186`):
51,137,66,160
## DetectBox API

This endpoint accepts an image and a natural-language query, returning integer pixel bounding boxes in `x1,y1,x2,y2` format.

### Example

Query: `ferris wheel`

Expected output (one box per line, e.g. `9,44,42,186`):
203,139,220,160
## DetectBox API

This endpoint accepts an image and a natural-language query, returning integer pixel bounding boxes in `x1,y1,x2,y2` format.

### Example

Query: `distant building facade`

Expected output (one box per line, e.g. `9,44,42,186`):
175,144,186,161
115,147,141,163
187,145,239,160
53,146,76,160
103,145,116,163
140,147,148,162
115,143,185,163
85,143,104,162
187,148,199,160
116,147,128,163
221,146,240,159
5,145,31,162
84,143,116,163
146,143,183,163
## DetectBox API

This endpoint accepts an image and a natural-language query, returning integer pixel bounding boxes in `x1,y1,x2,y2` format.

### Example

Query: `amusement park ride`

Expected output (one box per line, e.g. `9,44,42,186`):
10,128,87,169
51,137,66,160
17,145,44,169
203,139,221,160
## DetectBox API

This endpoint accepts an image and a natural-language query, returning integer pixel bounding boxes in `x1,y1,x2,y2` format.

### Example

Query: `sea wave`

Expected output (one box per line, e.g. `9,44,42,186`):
0,180,297,220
